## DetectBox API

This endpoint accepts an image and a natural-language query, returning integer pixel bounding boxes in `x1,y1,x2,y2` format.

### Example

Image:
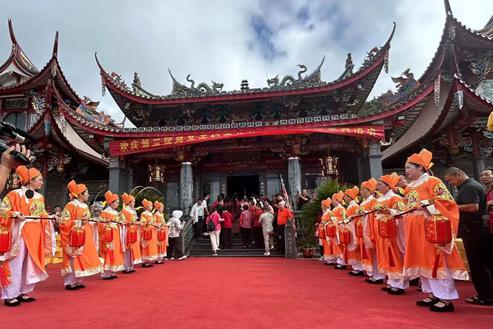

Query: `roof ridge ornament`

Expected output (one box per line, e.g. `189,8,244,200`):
267,56,325,88
52,31,59,58
444,0,453,16
168,70,224,97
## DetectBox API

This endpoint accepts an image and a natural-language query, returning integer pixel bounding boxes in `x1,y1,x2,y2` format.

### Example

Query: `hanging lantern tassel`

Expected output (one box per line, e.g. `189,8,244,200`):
434,74,441,107
455,90,464,110
0,265,10,287
432,248,440,279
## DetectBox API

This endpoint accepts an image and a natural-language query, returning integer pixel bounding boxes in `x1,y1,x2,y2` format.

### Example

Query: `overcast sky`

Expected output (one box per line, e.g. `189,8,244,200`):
1,0,492,126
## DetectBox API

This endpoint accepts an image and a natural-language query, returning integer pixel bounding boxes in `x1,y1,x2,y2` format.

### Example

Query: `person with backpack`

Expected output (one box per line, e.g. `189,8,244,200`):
206,205,224,256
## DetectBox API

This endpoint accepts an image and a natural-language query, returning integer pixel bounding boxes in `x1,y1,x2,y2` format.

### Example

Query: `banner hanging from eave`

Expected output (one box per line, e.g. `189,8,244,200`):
109,125,384,156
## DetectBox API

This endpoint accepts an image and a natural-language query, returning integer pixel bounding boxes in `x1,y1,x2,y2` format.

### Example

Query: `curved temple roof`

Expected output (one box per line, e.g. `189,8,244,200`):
96,23,395,126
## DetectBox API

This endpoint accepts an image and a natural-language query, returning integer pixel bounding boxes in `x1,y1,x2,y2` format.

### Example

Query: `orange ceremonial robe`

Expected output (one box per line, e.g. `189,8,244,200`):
140,210,158,262
403,173,468,280
99,208,124,272
120,207,142,264
59,200,102,277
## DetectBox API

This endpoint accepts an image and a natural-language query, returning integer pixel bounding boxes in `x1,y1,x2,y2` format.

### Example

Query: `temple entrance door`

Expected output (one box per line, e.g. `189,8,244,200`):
227,175,260,199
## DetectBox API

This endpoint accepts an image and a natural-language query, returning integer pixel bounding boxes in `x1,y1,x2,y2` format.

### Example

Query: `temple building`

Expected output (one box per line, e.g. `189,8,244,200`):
0,19,112,208
1,0,493,212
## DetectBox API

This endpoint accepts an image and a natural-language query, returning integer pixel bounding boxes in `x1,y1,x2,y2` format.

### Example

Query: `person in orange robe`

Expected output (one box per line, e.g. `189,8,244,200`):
359,178,383,284
140,199,158,267
319,198,335,265
331,191,346,269
120,193,142,274
403,149,469,312
59,180,102,290
343,186,364,276
99,191,124,279
0,166,55,307
374,173,408,295
153,201,168,264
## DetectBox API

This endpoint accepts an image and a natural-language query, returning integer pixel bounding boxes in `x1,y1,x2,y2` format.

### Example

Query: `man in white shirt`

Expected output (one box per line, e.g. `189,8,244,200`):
190,195,209,238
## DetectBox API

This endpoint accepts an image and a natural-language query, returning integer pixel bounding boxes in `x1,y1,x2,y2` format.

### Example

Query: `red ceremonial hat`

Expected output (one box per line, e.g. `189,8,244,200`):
121,193,135,205
344,186,359,200
104,191,119,204
142,199,153,210
380,172,400,189
361,178,378,193
406,148,434,170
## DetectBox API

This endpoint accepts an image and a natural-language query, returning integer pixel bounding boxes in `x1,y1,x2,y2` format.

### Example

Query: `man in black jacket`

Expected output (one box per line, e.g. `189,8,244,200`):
445,167,493,306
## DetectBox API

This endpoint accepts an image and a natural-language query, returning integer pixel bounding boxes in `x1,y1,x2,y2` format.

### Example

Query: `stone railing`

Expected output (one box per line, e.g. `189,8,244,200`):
179,216,195,256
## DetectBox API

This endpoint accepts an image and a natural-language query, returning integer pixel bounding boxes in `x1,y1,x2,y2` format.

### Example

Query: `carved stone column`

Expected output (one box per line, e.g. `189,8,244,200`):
472,156,486,180
368,140,383,179
109,156,130,194
180,162,193,213
288,157,302,209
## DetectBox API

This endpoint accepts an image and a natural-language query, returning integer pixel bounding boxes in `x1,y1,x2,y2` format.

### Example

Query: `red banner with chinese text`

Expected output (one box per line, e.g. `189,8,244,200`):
109,125,384,156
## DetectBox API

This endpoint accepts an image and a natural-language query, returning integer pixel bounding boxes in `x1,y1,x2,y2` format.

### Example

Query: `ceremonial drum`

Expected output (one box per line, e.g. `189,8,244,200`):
157,229,167,242
339,227,351,244
355,219,364,238
378,217,397,239
0,227,12,254
318,225,326,240
325,223,337,238
126,227,138,244
101,225,114,243
69,227,86,248
142,227,153,241
425,215,452,245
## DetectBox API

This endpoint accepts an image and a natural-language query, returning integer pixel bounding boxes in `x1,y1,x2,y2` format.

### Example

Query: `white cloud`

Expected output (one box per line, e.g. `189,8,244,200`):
0,0,491,125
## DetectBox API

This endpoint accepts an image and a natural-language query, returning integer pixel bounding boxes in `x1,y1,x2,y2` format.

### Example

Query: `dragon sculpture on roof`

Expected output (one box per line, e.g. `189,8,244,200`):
267,56,325,88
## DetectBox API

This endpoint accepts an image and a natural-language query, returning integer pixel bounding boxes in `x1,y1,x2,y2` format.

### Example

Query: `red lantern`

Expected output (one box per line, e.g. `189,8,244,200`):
126,228,138,245
69,227,86,248
325,224,337,238
425,216,452,244
378,217,397,238
355,219,364,238
101,226,114,243
0,228,12,254
157,229,167,242
142,227,152,241
339,227,351,244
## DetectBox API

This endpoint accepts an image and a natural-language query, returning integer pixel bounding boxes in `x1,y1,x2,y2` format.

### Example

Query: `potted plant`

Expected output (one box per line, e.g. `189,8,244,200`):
298,179,347,258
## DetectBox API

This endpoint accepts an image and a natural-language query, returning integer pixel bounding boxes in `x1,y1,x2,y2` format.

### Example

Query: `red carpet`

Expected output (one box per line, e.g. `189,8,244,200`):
1,258,492,329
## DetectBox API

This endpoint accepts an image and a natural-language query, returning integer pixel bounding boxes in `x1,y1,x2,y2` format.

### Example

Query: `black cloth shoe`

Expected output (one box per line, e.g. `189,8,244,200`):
416,297,439,307
121,270,133,274
110,275,118,280
76,284,86,289
381,286,391,292
349,270,364,276
366,278,384,284
65,284,79,290
388,288,405,295
430,301,454,313
142,263,153,268
17,294,36,302
102,276,113,280
465,295,493,306
4,298,21,307
334,264,347,270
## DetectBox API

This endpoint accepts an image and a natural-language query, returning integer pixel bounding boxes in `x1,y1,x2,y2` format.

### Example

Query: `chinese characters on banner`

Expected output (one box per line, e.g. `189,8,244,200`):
109,125,384,156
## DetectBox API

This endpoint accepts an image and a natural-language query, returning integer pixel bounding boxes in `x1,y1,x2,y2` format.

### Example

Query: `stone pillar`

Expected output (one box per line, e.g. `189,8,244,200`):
368,140,383,179
472,156,486,180
288,157,302,210
108,156,130,194
180,162,193,213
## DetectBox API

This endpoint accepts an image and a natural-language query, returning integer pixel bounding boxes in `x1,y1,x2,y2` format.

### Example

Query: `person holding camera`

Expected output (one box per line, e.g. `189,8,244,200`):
0,144,32,195
0,165,54,307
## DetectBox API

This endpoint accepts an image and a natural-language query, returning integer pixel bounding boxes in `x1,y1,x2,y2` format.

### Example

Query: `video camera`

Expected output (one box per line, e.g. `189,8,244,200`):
0,120,34,165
